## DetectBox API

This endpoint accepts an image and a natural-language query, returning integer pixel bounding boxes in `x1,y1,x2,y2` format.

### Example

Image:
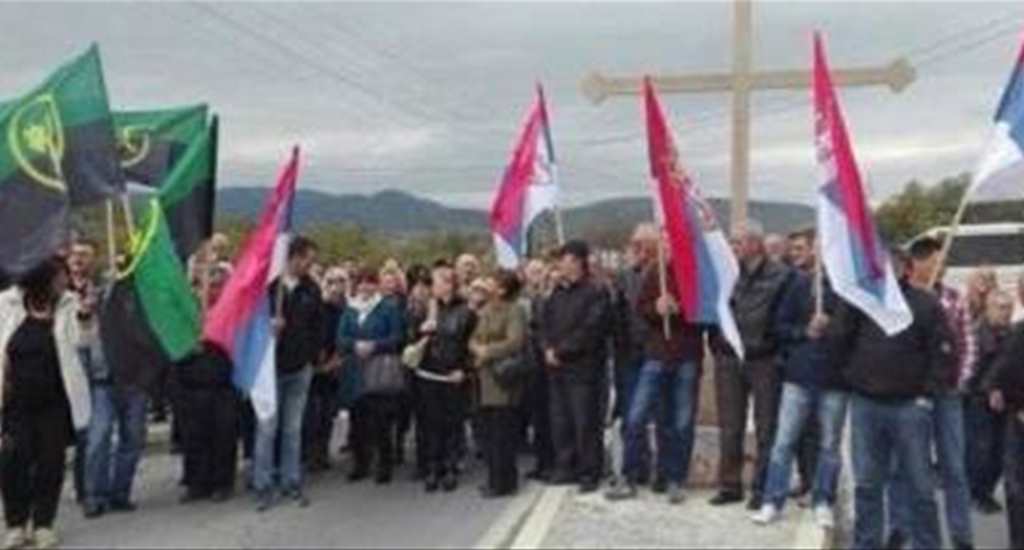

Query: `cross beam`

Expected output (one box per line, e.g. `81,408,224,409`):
581,0,916,232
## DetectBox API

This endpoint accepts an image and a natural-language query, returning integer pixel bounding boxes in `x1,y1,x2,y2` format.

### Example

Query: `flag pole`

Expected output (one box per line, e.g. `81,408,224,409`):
930,188,972,289
105,200,117,275
656,233,672,340
814,237,824,316
120,194,136,236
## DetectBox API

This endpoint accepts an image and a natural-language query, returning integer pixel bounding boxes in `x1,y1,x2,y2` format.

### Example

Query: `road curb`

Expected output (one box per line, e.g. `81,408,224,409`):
508,485,571,549
473,483,545,550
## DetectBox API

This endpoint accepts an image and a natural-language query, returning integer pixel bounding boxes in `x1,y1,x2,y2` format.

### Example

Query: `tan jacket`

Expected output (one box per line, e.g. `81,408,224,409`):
471,300,526,408
0,288,92,430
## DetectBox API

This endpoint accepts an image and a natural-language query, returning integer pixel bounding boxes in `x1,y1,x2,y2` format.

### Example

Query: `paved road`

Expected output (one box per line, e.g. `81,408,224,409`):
40,450,528,549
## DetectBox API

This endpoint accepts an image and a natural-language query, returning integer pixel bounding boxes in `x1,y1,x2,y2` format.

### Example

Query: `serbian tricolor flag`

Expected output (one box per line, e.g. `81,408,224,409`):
203,147,299,420
643,77,743,358
814,35,911,335
967,34,1024,202
490,84,560,268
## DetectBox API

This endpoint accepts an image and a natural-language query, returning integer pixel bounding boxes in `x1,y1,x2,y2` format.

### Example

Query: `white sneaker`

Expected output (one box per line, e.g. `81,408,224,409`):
814,504,835,529
750,503,781,525
31,528,58,550
2,528,27,550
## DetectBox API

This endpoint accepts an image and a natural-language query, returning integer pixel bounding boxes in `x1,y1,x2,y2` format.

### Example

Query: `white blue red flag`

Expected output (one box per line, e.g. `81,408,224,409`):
814,34,912,335
490,84,560,268
643,77,744,359
203,147,299,421
968,35,1024,203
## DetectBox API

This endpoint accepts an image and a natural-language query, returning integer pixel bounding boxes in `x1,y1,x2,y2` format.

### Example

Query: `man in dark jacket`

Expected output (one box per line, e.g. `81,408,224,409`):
606,237,702,505
541,240,611,493
833,273,954,550
751,229,847,528
710,222,793,510
608,224,660,490
254,236,324,511
302,267,347,473
983,301,1024,550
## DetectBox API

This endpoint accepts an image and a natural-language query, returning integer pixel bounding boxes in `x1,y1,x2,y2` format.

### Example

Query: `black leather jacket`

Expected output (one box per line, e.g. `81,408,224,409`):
540,276,611,380
421,297,477,376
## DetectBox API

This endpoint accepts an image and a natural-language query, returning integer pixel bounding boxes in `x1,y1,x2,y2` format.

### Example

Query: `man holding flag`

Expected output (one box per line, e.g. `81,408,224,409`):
812,34,954,550
203,149,321,512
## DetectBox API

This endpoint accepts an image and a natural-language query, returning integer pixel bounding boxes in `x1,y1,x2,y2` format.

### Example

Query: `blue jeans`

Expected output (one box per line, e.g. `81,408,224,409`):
763,384,848,509
851,394,940,550
254,367,312,493
84,384,148,508
888,394,973,546
615,356,651,479
622,360,697,484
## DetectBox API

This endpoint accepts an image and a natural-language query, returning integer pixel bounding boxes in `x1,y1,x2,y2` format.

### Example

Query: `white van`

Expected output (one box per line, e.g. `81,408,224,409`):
911,223,1024,298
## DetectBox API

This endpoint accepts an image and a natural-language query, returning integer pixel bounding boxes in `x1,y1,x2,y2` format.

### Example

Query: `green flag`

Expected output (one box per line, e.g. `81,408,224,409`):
0,44,123,274
99,199,200,391
114,104,207,187
158,115,218,259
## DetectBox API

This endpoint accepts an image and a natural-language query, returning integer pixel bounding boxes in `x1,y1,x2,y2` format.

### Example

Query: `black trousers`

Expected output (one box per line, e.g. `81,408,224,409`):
549,370,602,483
527,369,555,474
482,406,519,495
351,395,397,474
180,387,239,495
2,405,72,529
1005,413,1024,550
302,376,338,464
796,415,820,492
419,380,464,478
714,356,780,498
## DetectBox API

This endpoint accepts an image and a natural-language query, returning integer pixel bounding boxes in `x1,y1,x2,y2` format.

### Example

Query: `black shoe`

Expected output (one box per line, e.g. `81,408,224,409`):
746,496,763,511
179,490,210,505
709,491,743,506
548,472,576,486
651,477,668,495
975,496,1004,515
885,530,906,550
283,489,310,508
376,470,393,485
953,541,974,550
210,489,234,503
425,476,440,493
526,469,550,482
441,473,458,492
348,468,369,483
579,479,600,494
82,503,106,519
109,500,137,513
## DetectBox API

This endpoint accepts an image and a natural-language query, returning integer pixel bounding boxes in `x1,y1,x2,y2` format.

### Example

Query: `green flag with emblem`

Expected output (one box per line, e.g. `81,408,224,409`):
114,104,207,187
0,44,123,274
99,198,200,391
157,114,218,259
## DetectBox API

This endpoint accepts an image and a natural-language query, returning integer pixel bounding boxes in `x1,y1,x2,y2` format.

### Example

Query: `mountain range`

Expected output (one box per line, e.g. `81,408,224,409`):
216,187,815,236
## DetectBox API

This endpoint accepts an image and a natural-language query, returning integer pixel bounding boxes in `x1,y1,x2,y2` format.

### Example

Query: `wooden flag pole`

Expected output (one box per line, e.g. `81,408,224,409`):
119,194,136,236
814,238,824,316
656,233,672,341
930,190,971,289
105,200,117,275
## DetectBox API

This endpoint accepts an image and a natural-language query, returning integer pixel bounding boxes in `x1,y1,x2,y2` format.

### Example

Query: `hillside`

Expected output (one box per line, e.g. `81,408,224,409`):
215,187,814,236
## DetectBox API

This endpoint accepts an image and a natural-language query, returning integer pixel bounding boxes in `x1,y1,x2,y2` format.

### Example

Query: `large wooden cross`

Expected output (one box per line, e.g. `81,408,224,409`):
581,0,915,232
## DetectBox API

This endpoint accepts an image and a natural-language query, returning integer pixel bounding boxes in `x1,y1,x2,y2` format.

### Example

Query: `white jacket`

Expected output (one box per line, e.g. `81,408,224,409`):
0,288,92,431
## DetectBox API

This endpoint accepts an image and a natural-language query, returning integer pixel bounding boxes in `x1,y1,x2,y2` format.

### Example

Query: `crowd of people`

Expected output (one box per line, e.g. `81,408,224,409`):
0,220,1022,550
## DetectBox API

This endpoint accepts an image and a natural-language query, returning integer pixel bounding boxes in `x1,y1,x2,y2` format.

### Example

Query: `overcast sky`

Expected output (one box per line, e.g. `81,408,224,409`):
2,1,1023,208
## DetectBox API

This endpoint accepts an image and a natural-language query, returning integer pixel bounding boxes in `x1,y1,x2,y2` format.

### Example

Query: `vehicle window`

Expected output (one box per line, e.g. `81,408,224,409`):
946,233,1024,267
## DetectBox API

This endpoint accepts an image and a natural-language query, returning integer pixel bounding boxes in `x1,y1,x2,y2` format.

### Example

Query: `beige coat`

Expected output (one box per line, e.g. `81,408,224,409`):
471,300,526,408
0,288,92,430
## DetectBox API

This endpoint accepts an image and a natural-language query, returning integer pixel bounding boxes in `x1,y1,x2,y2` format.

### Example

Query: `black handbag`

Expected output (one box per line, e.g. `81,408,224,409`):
489,353,534,389
361,354,407,396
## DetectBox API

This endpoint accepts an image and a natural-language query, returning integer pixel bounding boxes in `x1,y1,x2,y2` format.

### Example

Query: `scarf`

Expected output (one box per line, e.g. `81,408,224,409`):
349,293,382,325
